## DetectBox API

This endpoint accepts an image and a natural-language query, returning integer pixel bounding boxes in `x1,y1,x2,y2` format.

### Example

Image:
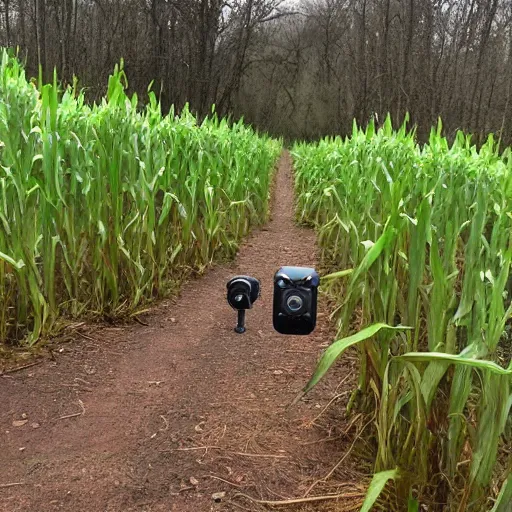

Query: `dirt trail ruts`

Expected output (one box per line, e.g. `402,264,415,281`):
0,153,363,512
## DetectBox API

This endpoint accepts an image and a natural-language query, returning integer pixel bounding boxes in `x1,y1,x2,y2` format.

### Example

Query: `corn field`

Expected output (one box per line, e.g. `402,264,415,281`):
293,117,512,511
0,51,280,346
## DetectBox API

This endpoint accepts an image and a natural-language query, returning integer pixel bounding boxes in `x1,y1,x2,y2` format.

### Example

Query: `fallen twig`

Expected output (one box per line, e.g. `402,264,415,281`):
170,446,287,458
234,491,364,506
57,399,85,420
173,446,221,452
1,361,42,375
300,435,343,446
230,451,286,459
74,378,92,386
303,416,373,497
0,482,25,489
159,415,169,431
227,500,253,512
208,475,244,488
133,316,149,326
76,331,98,342
307,390,351,427
300,373,352,418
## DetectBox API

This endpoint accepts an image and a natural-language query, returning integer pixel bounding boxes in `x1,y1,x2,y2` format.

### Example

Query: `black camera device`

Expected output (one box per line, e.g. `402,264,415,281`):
273,266,319,335
226,275,260,333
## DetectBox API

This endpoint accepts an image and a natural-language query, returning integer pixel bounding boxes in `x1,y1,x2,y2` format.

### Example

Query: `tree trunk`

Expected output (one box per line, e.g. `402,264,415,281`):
468,0,499,131
64,0,73,78
35,0,47,79
402,0,415,114
379,0,391,115
19,0,26,48
4,0,11,46
357,0,368,124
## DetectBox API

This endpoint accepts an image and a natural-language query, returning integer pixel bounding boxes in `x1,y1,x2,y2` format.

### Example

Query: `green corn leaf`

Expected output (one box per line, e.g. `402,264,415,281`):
349,221,397,286
304,324,412,393
320,268,353,281
397,352,511,376
0,251,25,271
491,474,512,512
360,469,399,512
408,493,419,512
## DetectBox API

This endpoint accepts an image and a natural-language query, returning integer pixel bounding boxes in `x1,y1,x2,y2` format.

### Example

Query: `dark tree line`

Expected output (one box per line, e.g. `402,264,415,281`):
1,0,512,142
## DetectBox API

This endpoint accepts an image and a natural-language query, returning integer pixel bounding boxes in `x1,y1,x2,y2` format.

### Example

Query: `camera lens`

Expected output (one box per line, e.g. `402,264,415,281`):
234,294,244,303
286,295,303,313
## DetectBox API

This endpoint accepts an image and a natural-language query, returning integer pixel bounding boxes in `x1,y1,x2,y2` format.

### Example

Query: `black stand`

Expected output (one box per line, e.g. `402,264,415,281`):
235,309,246,334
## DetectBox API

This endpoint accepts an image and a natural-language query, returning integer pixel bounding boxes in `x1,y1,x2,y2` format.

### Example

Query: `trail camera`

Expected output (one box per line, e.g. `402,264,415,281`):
273,266,319,335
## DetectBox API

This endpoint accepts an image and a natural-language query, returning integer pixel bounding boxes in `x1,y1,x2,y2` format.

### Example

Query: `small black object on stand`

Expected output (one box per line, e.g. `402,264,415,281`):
226,276,260,334
235,310,246,334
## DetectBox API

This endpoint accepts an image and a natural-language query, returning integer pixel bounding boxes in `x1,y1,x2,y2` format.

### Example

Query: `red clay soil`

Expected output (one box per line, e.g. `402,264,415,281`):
0,153,366,512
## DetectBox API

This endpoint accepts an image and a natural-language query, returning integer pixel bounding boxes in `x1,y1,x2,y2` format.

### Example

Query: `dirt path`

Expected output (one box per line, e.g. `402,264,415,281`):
0,153,364,512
